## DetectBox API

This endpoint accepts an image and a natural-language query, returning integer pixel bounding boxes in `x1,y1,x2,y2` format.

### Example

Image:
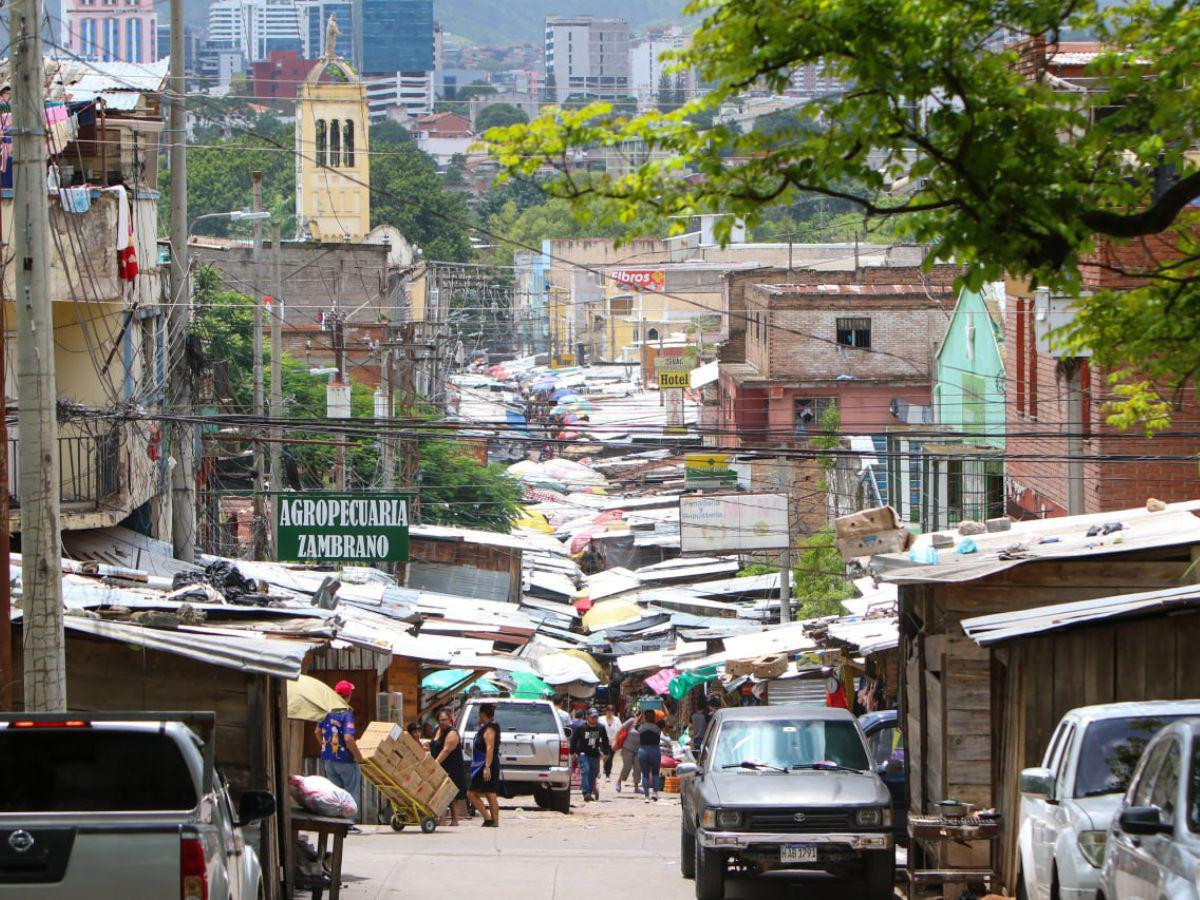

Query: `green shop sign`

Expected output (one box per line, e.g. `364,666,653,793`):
276,493,409,563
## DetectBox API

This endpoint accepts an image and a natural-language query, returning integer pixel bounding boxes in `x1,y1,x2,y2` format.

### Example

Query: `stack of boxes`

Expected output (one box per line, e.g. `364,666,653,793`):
357,722,459,814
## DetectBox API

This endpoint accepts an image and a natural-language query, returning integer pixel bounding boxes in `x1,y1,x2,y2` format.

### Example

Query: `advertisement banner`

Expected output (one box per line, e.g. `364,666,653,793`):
679,493,789,552
665,388,686,434
685,453,738,489
276,493,409,563
610,269,666,292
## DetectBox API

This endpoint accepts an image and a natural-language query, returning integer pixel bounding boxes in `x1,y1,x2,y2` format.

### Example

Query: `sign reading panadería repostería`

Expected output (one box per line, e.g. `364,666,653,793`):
276,493,409,563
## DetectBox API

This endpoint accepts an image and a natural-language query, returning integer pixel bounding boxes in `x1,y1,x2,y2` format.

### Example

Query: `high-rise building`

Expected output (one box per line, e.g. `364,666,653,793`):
245,0,302,62
629,28,688,109
61,0,158,64
296,0,355,62
358,0,434,75
544,16,631,104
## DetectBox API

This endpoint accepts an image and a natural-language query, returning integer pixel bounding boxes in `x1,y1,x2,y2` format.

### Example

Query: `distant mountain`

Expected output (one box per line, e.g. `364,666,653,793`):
435,0,687,44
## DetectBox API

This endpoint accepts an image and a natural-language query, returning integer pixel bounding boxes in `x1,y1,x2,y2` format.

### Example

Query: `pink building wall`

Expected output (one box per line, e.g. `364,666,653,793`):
62,0,158,64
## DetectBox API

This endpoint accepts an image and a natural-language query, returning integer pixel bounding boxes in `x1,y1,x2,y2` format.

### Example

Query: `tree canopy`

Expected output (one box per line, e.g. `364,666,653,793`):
476,103,530,132
488,0,1200,425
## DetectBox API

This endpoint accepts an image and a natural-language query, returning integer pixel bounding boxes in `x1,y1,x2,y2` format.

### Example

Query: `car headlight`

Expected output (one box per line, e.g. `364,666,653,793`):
856,807,884,827
716,809,743,829
1077,830,1107,868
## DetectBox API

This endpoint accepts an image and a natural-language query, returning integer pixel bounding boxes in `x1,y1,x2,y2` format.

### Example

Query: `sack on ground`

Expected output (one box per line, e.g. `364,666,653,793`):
288,774,358,818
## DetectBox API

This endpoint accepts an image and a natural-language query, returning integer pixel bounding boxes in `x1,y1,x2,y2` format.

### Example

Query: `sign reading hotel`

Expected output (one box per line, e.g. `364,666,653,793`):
610,269,666,292
276,493,409,563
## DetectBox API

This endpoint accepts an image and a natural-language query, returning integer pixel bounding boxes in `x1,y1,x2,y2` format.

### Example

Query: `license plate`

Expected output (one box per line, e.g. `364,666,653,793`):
781,845,818,863
501,741,534,756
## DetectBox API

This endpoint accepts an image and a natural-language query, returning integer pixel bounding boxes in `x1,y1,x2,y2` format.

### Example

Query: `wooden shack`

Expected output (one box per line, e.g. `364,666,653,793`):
405,524,527,603
10,617,311,900
961,585,1200,892
877,501,1200,892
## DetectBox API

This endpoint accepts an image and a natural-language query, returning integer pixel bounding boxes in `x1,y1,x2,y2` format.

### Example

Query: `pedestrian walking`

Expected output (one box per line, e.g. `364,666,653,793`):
691,695,721,754
467,702,502,827
315,680,363,830
600,705,622,782
614,713,641,793
570,708,612,802
430,706,468,826
637,711,663,802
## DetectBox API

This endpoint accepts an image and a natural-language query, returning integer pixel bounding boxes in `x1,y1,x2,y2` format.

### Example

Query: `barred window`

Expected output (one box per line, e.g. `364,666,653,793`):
836,317,871,348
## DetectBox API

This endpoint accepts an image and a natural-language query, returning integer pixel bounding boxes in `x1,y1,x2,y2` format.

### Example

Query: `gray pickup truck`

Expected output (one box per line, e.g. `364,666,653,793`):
678,705,896,900
0,712,276,899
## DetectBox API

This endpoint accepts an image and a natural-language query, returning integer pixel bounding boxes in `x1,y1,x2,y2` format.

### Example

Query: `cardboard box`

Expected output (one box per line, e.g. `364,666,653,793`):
751,654,787,680
392,731,426,764
415,754,441,783
408,779,436,805
430,777,458,812
834,506,900,540
835,527,913,561
725,659,755,678
356,721,402,753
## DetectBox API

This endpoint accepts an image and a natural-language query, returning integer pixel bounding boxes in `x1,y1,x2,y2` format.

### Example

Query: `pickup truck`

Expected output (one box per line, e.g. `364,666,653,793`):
678,705,895,900
0,712,276,899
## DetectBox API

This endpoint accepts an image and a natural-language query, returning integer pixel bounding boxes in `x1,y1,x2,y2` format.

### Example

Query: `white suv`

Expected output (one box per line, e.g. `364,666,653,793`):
458,698,572,814
1017,700,1200,900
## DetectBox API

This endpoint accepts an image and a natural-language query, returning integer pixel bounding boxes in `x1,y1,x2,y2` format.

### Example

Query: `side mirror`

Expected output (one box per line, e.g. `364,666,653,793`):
1020,767,1056,801
237,790,277,826
676,762,699,779
1118,806,1172,836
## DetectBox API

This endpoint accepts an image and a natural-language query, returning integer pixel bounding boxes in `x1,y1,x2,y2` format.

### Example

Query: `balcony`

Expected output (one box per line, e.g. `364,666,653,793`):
0,190,160,306
6,424,149,531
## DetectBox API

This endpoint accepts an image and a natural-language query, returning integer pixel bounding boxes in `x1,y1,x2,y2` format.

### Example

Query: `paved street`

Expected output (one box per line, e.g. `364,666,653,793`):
335,785,900,899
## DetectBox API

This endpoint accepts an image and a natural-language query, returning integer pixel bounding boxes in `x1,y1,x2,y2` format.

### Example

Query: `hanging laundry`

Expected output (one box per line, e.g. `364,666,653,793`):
105,185,138,282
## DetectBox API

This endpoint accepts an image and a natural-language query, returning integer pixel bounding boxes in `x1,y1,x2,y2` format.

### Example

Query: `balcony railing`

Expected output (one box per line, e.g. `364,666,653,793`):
7,428,121,511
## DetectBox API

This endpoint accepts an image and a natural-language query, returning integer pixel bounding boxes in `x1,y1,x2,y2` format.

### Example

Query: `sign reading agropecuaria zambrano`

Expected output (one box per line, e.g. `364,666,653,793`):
276,493,409,563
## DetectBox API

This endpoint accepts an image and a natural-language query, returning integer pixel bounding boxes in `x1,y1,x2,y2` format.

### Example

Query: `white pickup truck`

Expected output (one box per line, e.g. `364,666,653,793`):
0,712,276,899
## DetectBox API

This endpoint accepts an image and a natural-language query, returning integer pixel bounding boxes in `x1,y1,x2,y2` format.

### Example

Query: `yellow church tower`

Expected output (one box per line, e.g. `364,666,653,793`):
295,15,371,242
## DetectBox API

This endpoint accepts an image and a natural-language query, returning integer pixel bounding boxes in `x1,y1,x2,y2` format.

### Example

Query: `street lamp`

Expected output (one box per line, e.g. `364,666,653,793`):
188,209,273,238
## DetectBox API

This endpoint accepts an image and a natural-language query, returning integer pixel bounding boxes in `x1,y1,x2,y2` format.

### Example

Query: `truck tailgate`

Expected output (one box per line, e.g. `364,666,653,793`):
0,823,181,898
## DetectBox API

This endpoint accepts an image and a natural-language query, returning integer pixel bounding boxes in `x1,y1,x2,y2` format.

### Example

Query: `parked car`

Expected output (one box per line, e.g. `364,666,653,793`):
0,712,276,899
859,709,906,837
458,697,572,814
1017,700,1200,900
678,705,895,900
1097,717,1200,900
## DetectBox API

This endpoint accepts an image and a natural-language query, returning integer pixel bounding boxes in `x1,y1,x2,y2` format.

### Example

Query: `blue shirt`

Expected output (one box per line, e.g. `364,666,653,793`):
318,709,357,763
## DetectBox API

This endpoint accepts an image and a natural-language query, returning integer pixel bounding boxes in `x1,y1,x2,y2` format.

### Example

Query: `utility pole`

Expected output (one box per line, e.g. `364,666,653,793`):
168,0,195,563
11,0,66,709
380,337,394,492
268,223,283,558
0,271,11,711
250,172,266,558
332,314,346,491
777,454,793,625
1065,358,1085,516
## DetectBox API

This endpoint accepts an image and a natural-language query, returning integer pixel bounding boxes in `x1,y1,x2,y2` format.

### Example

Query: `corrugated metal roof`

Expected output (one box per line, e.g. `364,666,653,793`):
62,617,313,679
961,584,1200,645
878,502,1200,585
824,616,899,655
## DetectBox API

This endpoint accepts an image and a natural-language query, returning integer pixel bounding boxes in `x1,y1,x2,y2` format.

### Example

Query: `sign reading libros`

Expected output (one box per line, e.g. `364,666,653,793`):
276,493,409,563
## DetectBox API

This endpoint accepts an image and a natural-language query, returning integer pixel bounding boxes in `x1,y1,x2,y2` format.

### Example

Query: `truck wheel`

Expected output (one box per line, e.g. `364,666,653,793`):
681,826,696,879
534,789,550,810
550,787,571,814
863,848,896,900
694,833,725,900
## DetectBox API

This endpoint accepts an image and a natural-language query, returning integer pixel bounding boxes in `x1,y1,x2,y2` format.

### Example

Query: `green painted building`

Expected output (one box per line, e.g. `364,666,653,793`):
934,284,1006,445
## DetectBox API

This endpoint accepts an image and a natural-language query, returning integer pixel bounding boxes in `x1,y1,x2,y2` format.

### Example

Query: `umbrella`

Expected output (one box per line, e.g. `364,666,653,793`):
491,670,555,699
550,389,579,401
286,675,350,722
421,668,500,695
561,648,607,680
582,598,645,633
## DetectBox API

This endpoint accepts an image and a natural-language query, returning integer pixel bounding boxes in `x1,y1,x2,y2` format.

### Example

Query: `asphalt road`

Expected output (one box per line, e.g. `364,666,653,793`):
333,782,903,900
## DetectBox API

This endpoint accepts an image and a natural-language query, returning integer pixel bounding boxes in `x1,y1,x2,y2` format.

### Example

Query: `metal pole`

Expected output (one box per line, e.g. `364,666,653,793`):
168,0,194,563
777,454,792,625
268,223,283,558
1066,359,1085,516
381,337,394,492
250,172,266,558
333,315,346,491
11,0,66,709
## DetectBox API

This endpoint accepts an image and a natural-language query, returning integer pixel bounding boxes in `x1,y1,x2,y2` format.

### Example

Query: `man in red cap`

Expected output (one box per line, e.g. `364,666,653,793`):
315,680,362,824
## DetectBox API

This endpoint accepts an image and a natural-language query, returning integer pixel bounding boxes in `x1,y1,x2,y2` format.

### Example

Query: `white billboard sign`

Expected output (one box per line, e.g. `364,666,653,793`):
679,492,789,553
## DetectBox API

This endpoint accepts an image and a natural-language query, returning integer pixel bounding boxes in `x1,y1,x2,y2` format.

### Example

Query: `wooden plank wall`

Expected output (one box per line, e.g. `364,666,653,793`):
385,654,421,725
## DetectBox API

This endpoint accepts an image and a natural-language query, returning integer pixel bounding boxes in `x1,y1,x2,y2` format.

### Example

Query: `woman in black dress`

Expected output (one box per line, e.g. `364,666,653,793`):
467,702,502,827
430,707,468,826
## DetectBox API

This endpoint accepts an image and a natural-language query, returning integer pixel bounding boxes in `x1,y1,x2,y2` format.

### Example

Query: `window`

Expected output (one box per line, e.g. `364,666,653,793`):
342,120,354,167
315,119,326,166
126,17,142,63
329,119,340,166
865,726,903,767
1150,740,1181,826
460,702,559,735
1131,740,1169,807
795,397,837,437
103,18,119,61
81,18,98,56
1076,716,1189,799
1188,737,1200,833
711,719,870,772
836,316,871,348
646,327,659,342
1055,724,1077,798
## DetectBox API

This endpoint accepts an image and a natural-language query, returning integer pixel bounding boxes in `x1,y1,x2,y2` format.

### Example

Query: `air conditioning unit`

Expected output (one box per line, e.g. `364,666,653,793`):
1033,288,1092,358
377,691,404,724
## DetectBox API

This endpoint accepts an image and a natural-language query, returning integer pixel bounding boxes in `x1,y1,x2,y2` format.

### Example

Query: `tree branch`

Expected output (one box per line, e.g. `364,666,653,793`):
1080,169,1200,237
